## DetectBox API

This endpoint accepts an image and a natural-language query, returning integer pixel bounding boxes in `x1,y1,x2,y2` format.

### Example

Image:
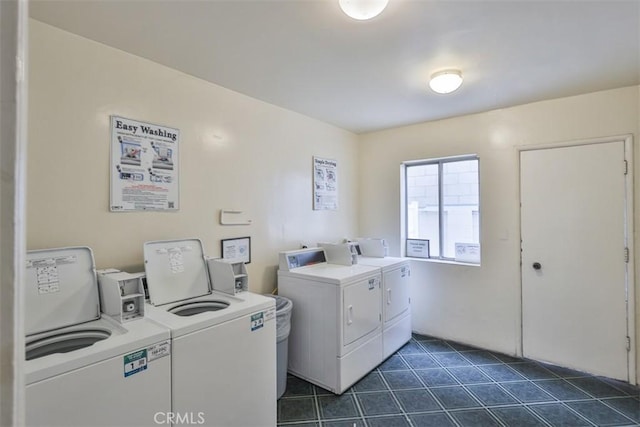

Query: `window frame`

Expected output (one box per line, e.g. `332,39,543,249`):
403,154,480,263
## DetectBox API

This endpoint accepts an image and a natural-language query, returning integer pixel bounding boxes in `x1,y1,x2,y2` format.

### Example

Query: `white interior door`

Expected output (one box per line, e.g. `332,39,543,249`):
521,141,629,381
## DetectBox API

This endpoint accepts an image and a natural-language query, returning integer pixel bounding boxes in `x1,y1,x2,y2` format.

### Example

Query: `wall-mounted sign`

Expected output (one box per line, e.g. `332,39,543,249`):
313,156,338,210
110,116,180,212
221,236,251,264
406,239,430,258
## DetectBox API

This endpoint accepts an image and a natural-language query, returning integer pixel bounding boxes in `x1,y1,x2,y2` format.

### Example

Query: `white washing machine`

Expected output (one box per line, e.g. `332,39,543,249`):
143,238,276,427
24,247,172,427
277,248,383,394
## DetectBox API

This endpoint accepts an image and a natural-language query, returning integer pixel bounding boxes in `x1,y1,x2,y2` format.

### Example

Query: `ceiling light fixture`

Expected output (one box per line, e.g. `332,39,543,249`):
339,0,389,20
429,69,464,94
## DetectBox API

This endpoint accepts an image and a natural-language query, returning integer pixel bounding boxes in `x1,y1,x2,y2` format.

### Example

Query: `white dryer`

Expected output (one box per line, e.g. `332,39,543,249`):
24,247,171,427
277,248,383,394
352,239,412,358
356,256,411,359
354,255,411,359
143,238,276,427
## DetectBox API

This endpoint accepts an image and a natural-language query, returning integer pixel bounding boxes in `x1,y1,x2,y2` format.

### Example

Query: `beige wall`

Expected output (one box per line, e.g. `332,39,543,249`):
27,20,359,294
358,86,640,381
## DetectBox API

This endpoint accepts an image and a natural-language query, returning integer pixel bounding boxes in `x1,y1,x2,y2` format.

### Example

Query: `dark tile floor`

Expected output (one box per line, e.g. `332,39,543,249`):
277,334,640,426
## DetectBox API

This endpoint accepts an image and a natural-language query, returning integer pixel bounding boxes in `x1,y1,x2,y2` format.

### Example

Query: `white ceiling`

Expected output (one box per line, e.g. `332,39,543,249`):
30,0,640,134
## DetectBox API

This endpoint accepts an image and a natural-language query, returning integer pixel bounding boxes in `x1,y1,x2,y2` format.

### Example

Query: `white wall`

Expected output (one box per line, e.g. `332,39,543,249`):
27,20,359,295
358,87,640,369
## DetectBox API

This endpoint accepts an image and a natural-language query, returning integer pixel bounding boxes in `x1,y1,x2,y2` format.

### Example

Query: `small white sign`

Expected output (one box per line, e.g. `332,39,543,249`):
455,243,481,263
406,239,430,258
28,256,78,294
264,307,276,323
147,340,171,362
168,249,185,274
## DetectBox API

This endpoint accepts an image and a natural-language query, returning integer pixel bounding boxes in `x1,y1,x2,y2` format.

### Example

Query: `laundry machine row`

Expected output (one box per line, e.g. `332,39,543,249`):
277,242,412,395
24,241,277,427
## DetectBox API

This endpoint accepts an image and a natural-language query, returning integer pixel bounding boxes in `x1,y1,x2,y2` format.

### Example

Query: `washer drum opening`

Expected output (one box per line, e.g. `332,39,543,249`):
26,328,112,361
168,300,230,316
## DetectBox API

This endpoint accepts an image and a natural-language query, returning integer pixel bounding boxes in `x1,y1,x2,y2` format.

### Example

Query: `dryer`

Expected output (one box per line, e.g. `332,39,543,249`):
143,238,276,427
277,247,383,394
353,240,412,359
24,246,171,427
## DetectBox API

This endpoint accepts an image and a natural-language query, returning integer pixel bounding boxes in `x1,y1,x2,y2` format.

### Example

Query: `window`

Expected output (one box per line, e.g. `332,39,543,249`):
404,155,480,263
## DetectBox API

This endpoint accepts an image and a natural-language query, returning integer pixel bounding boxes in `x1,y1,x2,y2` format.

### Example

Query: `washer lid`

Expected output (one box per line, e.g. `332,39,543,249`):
25,247,101,336
144,238,211,306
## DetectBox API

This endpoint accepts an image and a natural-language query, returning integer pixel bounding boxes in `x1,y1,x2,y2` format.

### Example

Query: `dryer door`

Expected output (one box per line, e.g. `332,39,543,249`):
343,275,381,346
384,264,411,323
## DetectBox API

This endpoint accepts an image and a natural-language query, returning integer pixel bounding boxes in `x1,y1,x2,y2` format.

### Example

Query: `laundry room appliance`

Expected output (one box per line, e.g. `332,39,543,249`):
143,238,276,427
24,246,171,427
277,247,383,394
353,238,412,359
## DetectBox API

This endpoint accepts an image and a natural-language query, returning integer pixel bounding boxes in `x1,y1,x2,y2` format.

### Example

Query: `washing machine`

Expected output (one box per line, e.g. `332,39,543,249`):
352,239,412,359
24,246,172,427
143,238,276,427
277,247,383,394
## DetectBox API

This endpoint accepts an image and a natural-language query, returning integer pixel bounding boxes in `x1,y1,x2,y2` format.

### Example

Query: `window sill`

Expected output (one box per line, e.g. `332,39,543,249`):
407,257,481,267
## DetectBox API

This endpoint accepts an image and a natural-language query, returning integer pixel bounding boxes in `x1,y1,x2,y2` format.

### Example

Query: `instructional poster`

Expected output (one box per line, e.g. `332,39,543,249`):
110,116,179,212
313,156,338,210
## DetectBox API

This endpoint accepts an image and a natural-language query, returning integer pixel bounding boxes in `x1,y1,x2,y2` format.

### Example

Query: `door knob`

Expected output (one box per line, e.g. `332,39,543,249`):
532,262,542,270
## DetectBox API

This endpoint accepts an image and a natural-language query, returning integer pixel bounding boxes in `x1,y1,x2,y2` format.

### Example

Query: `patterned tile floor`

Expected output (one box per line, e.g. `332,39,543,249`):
277,334,640,426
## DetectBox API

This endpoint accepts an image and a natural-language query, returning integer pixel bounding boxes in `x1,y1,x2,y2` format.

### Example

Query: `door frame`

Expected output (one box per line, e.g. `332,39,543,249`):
1,0,28,425
517,134,635,384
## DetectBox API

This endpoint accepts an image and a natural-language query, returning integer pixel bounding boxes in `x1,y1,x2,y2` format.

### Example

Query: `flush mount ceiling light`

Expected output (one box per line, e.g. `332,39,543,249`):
339,0,389,20
429,69,464,94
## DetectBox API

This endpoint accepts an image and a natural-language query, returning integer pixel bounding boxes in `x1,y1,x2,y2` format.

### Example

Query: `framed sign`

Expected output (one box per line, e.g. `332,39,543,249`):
406,239,430,258
221,237,251,264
